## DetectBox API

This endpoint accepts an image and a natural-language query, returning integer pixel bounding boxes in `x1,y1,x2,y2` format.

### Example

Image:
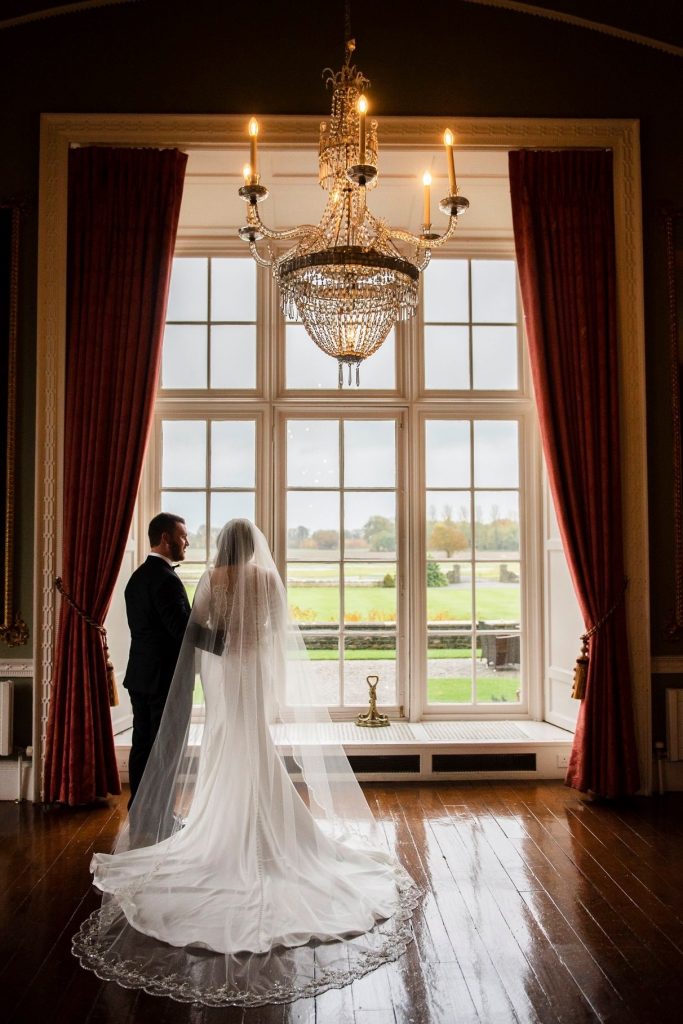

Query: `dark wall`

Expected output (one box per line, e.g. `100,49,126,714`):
1,1,682,740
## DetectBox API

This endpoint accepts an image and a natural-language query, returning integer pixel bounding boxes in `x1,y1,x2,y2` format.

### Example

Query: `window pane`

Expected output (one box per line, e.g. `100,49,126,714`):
344,492,396,560
287,491,340,559
428,634,473,704
423,259,469,323
162,420,206,487
210,325,256,389
166,258,207,322
287,420,339,487
162,325,207,388
344,635,397,705
160,490,206,561
426,493,471,559
475,628,521,704
344,563,397,624
425,420,470,488
211,258,256,322
287,562,340,625
286,325,338,389
424,326,469,390
344,421,395,488
474,492,519,556
472,326,518,390
210,493,255,546
426,561,472,625
471,259,516,323
211,421,255,487
473,421,518,487
475,562,521,626
286,325,395,390
291,650,340,707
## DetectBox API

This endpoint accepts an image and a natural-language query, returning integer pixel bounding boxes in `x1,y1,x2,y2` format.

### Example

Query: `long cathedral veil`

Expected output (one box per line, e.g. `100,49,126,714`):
72,520,419,1006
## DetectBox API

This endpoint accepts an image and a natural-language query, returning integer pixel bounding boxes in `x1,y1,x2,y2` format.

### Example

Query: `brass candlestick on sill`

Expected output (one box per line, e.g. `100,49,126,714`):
355,675,390,728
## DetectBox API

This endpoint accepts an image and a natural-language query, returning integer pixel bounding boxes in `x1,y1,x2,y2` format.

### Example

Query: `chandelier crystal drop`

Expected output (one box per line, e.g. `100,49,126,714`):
238,38,469,387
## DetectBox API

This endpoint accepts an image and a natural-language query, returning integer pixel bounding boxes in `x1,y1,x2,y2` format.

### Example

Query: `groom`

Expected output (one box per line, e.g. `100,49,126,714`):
123,512,191,808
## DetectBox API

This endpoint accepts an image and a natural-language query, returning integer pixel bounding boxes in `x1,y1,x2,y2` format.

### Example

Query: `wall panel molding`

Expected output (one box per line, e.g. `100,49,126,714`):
0,660,33,677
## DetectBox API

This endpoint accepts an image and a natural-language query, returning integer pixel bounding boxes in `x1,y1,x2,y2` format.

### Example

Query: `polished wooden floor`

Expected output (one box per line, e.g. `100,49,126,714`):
1,781,682,1023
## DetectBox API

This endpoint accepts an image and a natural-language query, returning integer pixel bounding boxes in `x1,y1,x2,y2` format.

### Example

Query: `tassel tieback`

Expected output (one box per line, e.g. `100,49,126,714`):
572,578,628,700
55,577,119,707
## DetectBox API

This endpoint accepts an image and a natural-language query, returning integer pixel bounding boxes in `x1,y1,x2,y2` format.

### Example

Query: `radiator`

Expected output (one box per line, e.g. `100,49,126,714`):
0,680,13,756
666,688,683,761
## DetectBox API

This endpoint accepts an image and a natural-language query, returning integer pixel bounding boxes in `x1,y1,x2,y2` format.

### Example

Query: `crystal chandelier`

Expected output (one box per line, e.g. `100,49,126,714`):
238,38,468,387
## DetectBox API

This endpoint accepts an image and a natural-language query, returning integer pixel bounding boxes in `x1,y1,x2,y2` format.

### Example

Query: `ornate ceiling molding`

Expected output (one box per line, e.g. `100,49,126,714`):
459,0,683,58
0,0,138,32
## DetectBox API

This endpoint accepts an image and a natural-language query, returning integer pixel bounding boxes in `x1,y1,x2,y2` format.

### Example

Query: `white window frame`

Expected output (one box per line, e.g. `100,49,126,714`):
141,239,544,721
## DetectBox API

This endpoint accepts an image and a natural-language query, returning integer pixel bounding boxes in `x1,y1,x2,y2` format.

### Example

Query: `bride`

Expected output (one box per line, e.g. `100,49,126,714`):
73,519,419,1006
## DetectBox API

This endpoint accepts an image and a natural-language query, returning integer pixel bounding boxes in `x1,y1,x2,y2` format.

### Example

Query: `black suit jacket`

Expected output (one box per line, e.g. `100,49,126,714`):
123,555,192,696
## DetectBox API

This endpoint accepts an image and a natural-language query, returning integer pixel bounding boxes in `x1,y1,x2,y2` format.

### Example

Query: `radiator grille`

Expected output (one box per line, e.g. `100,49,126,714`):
432,752,536,773
285,754,421,774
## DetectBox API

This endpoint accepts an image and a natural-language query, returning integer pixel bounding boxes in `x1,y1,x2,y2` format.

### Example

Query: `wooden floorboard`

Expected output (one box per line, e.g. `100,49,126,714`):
1,782,682,1023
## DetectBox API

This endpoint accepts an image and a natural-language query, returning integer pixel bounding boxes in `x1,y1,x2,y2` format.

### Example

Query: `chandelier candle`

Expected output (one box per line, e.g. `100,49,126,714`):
248,118,259,183
423,172,432,230
358,95,368,164
444,129,457,195
237,38,469,386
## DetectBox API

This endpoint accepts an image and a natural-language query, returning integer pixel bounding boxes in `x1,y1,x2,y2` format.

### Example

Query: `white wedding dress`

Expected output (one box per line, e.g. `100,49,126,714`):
73,520,419,1006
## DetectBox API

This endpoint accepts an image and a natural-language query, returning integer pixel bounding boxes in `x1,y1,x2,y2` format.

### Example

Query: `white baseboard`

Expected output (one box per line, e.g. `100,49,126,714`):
0,757,33,801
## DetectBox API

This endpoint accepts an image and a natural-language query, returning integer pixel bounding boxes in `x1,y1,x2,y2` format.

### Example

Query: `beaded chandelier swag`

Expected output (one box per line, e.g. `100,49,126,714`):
238,38,469,387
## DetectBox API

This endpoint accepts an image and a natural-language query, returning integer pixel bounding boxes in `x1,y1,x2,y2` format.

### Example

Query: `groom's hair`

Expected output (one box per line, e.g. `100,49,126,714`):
148,512,185,546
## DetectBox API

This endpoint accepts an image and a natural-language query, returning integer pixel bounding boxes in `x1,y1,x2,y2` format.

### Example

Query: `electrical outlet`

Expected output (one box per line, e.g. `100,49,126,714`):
556,752,569,768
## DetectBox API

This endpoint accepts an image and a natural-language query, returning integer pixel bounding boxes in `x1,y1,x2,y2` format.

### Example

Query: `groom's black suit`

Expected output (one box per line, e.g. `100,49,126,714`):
124,555,191,806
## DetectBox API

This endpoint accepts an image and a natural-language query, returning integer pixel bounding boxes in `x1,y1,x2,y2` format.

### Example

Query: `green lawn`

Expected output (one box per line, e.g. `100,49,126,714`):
287,585,519,622
428,677,521,703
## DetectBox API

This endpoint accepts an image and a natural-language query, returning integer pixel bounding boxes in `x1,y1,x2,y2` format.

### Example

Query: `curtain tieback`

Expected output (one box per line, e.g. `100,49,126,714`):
55,577,119,707
572,578,628,700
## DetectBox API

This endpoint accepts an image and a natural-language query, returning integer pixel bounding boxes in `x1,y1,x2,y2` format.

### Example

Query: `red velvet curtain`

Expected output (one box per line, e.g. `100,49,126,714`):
509,149,639,798
44,147,187,805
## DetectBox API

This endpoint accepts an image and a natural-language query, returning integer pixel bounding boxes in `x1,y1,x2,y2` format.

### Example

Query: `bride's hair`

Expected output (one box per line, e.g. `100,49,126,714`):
214,518,255,567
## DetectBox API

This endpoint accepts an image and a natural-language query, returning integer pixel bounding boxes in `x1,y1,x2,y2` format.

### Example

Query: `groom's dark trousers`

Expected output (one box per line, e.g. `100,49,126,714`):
123,555,191,808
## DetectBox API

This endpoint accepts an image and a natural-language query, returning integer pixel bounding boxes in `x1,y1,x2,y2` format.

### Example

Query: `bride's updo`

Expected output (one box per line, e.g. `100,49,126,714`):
215,518,255,567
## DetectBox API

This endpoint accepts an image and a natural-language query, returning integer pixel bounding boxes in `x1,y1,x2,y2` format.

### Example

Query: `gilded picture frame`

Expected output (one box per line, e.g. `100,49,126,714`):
665,206,683,640
0,202,28,646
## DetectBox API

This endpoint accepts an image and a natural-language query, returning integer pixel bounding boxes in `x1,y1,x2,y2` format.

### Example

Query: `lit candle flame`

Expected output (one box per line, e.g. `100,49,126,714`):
243,164,252,184
248,118,259,137
422,171,432,187
358,96,368,115
444,128,454,147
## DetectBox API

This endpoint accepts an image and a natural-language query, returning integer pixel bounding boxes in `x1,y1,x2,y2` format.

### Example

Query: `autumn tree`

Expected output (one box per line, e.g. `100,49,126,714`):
429,520,467,557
